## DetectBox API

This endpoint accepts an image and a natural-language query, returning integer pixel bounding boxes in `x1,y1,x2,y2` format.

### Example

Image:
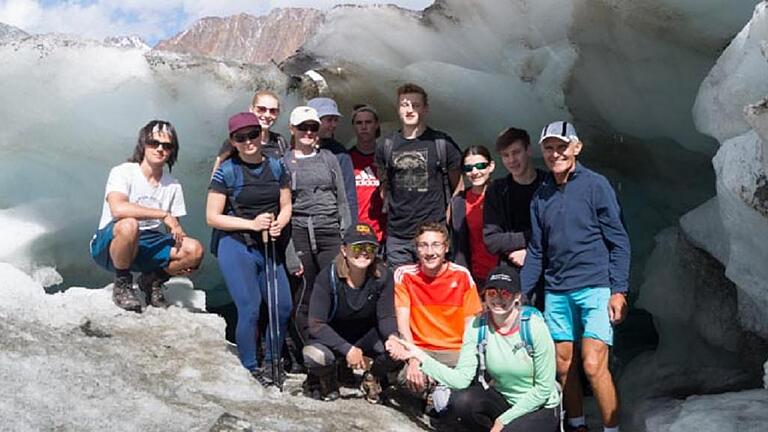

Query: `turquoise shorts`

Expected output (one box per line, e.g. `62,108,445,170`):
90,220,175,273
544,287,613,346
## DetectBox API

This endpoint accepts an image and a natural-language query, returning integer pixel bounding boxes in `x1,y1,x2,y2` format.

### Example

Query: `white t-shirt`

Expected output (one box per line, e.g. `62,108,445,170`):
97,162,187,231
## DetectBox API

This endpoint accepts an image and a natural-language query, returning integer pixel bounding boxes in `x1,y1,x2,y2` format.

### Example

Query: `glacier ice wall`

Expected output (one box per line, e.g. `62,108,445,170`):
0,35,293,293
628,4,768,428
685,2,768,338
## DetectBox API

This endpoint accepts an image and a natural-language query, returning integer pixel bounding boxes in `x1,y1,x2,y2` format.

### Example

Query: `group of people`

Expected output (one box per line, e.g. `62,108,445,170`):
89,83,631,432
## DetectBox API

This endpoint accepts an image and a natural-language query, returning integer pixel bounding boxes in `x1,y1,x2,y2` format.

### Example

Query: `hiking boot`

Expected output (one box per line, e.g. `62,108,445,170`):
303,373,321,399
138,271,170,308
251,367,274,387
316,366,340,402
360,372,382,404
337,363,357,387
254,361,286,388
112,274,141,313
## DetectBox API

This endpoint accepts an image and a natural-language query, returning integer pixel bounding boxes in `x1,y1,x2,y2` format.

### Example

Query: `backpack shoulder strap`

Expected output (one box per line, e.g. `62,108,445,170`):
434,137,452,207
435,138,448,174
274,133,289,157
519,306,542,357
328,263,339,321
265,155,284,180
476,313,490,390
382,136,394,170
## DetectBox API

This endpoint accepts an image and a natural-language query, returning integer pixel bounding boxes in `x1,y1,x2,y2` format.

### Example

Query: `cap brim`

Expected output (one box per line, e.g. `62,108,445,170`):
347,239,379,246
539,134,573,144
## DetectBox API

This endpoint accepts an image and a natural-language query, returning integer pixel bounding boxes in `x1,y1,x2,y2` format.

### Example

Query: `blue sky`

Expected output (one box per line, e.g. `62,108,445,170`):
0,0,434,45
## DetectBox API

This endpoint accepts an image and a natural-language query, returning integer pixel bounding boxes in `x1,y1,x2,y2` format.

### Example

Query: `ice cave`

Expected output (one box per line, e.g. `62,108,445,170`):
0,0,767,430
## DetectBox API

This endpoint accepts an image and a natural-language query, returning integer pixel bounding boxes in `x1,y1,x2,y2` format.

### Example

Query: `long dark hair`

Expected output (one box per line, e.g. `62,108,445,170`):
462,145,492,163
128,120,180,171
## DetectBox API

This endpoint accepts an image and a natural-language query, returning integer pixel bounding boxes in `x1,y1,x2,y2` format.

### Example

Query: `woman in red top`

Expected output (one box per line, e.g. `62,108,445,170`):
450,145,498,285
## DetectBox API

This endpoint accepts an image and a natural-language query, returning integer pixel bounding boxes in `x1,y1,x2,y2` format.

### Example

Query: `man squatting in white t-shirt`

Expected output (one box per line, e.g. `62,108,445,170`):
90,120,204,313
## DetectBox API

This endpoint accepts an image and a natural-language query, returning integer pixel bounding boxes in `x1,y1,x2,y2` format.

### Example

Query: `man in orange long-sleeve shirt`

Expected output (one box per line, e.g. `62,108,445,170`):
393,222,482,407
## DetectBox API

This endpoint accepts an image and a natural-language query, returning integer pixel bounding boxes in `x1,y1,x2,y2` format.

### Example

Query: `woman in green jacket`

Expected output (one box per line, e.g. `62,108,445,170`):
392,265,560,432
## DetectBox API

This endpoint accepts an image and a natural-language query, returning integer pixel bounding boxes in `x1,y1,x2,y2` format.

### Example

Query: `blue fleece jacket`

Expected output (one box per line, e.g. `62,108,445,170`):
521,163,630,294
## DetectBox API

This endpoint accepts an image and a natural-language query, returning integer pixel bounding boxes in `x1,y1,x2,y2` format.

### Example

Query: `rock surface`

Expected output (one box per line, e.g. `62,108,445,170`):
154,8,324,65
0,263,422,431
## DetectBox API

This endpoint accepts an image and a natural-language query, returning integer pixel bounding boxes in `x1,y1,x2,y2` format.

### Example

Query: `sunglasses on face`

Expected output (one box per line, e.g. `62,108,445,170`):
462,162,490,173
231,129,261,144
296,122,320,133
146,139,175,150
483,288,515,301
349,243,378,256
254,105,279,116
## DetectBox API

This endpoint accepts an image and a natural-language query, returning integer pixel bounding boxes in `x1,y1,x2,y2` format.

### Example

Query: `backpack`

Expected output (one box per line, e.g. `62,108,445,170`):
380,134,452,209
475,306,542,390
209,156,285,256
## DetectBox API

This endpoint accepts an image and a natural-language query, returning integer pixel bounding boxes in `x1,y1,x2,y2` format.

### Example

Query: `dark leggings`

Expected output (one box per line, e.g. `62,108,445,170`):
290,225,342,344
217,235,292,371
450,385,560,432
303,328,401,378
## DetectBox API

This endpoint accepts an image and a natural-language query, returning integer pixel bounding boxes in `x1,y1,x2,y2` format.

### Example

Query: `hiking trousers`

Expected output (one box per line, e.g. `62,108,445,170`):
217,234,292,371
290,225,342,343
449,384,560,431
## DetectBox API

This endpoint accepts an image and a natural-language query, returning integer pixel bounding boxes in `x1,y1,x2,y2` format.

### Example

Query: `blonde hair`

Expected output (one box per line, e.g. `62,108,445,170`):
251,90,280,108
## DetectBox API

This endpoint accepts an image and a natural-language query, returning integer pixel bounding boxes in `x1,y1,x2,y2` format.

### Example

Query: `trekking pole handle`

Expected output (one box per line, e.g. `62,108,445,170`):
262,213,274,243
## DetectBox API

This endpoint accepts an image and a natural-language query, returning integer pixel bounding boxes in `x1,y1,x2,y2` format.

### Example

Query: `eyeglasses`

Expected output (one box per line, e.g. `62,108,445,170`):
296,122,320,133
483,288,515,301
462,162,490,172
416,241,446,251
232,129,261,143
146,139,175,151
254,105,279,116
350,243,378,256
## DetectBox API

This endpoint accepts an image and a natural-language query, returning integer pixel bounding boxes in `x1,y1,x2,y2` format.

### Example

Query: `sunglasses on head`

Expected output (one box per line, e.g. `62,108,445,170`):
296,122,320,133
349,243,378,256
483,288,515,301
146,139,175,150
462,162,490,173
254,105,279,116
232,129,261,144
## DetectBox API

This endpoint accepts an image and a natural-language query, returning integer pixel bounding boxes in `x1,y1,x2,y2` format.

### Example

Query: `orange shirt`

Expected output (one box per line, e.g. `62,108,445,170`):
394,262,482,351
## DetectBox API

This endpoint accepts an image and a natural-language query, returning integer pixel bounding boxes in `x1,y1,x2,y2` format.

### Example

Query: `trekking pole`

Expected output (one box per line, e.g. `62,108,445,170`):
270,230,283,391
262,225,282,391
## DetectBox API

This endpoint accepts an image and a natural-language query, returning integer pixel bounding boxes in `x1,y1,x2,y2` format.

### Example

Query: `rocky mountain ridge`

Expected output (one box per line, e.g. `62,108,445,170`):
154,8,324,65
0,22,28,43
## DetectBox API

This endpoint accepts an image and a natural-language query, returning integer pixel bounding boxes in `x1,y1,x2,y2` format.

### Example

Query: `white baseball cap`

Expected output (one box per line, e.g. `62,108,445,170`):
539,121,578,144
307,97,342,118
289,106,321,126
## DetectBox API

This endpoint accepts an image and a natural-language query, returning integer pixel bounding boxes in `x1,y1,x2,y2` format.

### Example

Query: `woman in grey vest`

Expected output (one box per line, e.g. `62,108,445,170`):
283,106,351,364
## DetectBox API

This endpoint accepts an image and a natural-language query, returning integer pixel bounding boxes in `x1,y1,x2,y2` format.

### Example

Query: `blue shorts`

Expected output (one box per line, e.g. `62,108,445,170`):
544,287,613,346
90,220,175,273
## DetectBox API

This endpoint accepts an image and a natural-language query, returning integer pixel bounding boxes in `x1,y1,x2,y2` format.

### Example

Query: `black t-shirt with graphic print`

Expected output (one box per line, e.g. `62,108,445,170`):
375,127,461,239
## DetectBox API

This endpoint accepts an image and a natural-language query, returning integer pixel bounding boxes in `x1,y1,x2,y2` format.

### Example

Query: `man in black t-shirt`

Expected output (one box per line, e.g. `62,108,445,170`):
483,127,546,308
375,83,462,267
